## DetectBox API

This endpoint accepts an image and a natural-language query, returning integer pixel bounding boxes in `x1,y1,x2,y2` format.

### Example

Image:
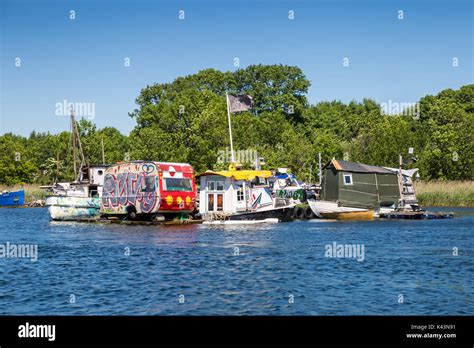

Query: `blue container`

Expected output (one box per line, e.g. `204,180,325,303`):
0,190,25,207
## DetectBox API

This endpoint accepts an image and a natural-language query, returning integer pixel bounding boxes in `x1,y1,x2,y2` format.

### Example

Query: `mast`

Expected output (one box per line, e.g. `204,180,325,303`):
70,111,77,181
70,108,86,182
225,93,235,163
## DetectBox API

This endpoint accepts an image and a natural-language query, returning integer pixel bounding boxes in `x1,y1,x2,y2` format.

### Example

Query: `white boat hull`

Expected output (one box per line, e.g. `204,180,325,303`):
203,218,279,225
307,199,368,218
46,196,100,221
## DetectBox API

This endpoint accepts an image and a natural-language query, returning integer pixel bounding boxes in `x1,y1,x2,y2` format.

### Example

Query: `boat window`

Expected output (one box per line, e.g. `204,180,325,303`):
251,176,267,187
164,178,192,192
207,179,224,191
89,185,99,197
216,181,224,191
343,173,353,185
287,178,299,187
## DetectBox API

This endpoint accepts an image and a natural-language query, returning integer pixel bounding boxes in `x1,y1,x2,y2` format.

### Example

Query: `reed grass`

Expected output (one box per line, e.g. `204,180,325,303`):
414,181,474,207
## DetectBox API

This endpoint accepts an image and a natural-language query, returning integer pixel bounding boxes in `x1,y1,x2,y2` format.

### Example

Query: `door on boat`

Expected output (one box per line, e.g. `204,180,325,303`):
206,179,224,212
235,181,247,212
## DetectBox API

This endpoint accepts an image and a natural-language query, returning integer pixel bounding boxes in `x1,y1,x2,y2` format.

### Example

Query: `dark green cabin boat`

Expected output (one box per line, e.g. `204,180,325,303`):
320,159,400,210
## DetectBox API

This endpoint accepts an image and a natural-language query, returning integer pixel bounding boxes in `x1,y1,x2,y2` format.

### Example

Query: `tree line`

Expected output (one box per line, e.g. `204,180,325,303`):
0,64,472,186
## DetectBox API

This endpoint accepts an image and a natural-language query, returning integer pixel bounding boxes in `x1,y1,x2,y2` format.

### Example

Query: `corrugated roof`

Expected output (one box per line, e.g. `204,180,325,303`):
326,159,395,174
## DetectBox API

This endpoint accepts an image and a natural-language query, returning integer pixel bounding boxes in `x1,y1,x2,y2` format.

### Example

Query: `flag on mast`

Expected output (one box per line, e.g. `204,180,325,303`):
225,93,253,165
227,94,253,113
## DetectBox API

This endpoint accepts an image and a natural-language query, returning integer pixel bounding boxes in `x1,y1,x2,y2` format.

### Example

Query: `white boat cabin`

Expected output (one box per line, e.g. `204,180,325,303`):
51,164,109,198
198,169,293,218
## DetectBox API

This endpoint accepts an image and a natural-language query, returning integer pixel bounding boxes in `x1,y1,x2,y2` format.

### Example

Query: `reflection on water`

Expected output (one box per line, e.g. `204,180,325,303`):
0,207,473,315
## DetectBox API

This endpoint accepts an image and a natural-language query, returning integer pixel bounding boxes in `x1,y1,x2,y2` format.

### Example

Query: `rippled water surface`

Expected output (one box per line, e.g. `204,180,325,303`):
0,207,472,315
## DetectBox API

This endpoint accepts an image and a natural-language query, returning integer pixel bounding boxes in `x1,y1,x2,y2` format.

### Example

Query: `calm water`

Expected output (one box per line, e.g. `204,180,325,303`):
0,207,472,315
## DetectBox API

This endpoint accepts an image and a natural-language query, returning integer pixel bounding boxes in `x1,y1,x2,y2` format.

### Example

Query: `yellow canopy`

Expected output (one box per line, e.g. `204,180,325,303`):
200,169,272,181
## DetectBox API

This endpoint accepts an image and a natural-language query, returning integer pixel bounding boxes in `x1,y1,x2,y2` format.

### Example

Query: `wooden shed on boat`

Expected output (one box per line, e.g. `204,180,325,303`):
321,159,400,209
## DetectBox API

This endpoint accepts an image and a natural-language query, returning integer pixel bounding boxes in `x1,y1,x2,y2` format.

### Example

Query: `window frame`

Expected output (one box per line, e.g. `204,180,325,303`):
216,181,224,191
236,187,244,202
207,178,225,192
143,176,157,192
343,173,353,186
163,177,193,192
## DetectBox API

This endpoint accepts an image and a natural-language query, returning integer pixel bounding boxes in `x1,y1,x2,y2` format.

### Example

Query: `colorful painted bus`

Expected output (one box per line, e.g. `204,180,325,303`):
100,161,197,221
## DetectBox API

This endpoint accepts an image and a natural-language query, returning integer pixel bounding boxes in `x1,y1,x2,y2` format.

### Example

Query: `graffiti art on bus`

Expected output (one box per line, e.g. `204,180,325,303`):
102,169,158,214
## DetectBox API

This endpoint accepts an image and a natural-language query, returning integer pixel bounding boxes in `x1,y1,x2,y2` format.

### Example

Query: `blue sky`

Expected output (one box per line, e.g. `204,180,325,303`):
1,0,472,136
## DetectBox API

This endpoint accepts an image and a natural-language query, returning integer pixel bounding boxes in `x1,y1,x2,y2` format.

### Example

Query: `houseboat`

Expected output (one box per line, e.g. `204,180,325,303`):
308,159,401,219
45,110,110,221
45,164,109,220
100,161,197,221
198,164,295,223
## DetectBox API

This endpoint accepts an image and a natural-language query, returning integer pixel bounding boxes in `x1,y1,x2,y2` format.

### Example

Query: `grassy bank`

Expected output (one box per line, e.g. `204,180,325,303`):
0,184,46,204
414,181,474,207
